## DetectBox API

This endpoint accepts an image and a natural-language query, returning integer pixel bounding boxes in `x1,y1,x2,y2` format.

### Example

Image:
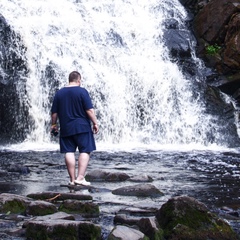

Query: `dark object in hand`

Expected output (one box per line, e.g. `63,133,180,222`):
51,128,58,136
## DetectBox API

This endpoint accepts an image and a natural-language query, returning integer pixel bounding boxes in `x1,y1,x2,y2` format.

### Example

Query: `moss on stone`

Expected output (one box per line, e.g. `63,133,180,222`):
59,200,100,217
156,196,238,240
1,199,26,214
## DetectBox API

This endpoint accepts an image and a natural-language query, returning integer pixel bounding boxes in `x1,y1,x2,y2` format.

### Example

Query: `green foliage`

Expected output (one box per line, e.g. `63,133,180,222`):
206,44,221,55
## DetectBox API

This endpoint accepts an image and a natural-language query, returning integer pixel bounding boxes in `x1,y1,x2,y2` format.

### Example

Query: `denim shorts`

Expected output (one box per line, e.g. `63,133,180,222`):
60,132,96,153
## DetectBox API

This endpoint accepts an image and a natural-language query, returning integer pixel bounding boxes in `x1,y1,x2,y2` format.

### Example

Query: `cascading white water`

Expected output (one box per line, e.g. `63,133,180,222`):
0,0,231,150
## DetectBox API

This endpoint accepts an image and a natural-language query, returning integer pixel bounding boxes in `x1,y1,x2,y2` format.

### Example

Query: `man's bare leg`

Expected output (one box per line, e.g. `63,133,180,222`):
75,152,90,181
65,152,76,183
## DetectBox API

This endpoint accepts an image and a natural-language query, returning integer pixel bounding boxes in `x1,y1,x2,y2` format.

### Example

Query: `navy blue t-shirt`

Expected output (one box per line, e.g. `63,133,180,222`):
51,86,93,137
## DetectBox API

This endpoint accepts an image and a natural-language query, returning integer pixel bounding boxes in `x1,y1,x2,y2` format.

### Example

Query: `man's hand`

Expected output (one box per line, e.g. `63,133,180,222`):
51,124,58,136
93,124,99,134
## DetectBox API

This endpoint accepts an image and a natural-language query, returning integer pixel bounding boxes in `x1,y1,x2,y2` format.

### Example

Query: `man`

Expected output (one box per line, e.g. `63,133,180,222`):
51,71,99,186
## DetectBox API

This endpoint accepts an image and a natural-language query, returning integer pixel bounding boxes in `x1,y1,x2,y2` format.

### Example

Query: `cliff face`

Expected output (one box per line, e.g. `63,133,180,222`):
180,0,240,102
0,14,30,142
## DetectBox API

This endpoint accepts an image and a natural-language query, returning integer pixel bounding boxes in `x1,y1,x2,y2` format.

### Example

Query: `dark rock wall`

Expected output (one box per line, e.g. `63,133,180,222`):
0,14,30,142
180,0,240,102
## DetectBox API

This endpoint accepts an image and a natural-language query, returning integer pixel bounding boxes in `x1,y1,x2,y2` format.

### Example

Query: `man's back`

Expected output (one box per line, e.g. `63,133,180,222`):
51,86,93,137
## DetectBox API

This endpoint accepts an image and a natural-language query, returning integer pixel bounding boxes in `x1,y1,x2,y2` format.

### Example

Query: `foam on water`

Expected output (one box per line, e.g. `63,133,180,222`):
0,0,238,150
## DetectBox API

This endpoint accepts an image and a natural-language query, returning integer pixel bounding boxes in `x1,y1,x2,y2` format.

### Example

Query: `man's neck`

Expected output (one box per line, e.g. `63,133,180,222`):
68,82,80,87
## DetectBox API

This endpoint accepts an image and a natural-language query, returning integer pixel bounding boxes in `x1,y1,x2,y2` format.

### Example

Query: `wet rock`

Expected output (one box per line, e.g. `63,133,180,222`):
118,207,158,217
156,195,238,240
59,200,100,217
27,191,92,201
25,219,101,240
108,225,146,240
163,29,194,59
0,193,31,214
114,214,140,226
114,214,163,240
0,14,30,142
87,169,130,182
87,169,109,181
137,217,163,240
129,174,153,182
193,0,239,43
223,13,240,70
112,183,164,197
26,200,58,216
24,211,75,224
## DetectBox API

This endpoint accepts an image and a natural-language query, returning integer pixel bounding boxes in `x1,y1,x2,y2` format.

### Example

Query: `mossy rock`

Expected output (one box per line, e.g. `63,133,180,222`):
26,219,101,240
156,196,238,240
59,200,99,217
0,193,31,214
26,200,58,216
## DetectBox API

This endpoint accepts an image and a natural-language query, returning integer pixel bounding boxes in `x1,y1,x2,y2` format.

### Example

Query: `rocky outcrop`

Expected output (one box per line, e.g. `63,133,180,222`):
156,196,238,240
0,14,30,142
0,188,238,239
181,0,240,103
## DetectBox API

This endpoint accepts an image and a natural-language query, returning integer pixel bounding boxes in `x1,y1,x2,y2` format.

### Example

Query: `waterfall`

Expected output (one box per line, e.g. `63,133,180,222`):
0,0,235,150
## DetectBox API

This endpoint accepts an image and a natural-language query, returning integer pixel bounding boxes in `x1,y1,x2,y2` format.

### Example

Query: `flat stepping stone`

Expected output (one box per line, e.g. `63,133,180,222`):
27,191,92,201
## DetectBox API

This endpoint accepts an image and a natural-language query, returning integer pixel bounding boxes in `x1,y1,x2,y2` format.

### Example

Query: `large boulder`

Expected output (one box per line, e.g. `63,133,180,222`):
193,0,240,44
156,195,238,240
223,13,240,70
191,0,240,87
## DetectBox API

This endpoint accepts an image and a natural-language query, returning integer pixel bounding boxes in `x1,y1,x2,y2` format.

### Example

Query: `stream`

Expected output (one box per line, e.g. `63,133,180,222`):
0,147,239,237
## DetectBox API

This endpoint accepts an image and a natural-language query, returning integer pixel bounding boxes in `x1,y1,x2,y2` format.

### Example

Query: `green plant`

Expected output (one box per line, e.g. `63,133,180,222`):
206,44,221,55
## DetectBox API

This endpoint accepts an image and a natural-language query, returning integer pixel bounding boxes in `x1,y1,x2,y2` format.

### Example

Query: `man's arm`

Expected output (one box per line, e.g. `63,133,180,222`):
51,112,58,132
86,108,99,134
51,113,58,126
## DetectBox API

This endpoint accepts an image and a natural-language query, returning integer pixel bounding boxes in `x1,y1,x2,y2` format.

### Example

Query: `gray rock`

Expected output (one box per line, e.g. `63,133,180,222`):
24,211,74,225
137,217,163,240
27,191,92,201
87,170,130,182
112,183,164,197
108,225,146,240
26,200,58,216
114,214,141,226
129,174,153,182
25,219,101,240
59,199,100,217
0,193,31,214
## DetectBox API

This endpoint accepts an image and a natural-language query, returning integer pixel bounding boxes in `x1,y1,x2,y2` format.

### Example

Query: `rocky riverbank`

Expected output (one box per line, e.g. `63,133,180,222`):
0,149,239,239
